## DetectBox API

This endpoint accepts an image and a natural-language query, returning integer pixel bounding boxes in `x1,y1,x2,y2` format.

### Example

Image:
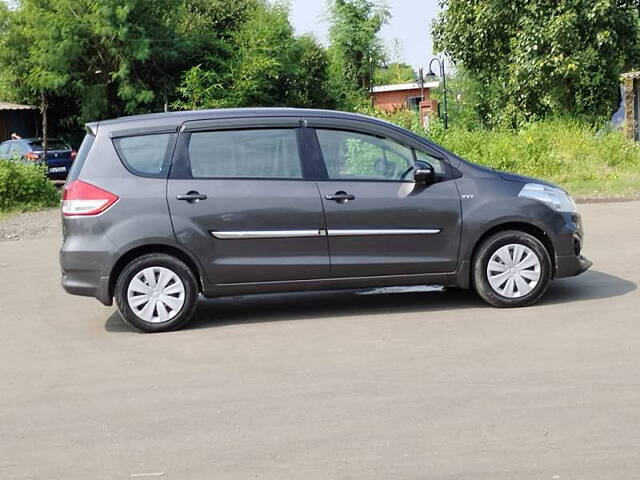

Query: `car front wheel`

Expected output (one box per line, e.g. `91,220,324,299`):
114,253,199,332
473,230,552,308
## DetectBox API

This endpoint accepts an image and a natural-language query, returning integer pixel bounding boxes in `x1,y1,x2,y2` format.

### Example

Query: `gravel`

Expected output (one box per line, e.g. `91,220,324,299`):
0,209,61,242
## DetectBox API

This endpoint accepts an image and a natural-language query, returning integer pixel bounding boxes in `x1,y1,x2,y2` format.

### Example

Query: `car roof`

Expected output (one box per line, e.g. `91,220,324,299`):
23,138,66,143
93,107,398,132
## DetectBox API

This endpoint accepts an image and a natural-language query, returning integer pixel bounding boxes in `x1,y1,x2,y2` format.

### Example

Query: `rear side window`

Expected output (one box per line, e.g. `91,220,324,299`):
66,134,95,183
30,140,70,151
113,133,173,177
188,129,302,179
9,142,28,156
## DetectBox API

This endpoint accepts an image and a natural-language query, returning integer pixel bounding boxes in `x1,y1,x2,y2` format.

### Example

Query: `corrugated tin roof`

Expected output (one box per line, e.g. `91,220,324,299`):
372,82,440,93
621,71,640,80
0,101,37,111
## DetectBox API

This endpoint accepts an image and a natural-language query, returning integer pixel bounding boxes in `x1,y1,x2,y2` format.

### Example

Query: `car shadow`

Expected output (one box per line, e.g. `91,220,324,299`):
105,269,636,333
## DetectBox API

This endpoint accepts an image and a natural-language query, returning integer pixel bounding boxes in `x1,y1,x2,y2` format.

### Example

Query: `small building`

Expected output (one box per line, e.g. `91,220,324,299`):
371,81,440,126
0,101,39,142
621,71,640,141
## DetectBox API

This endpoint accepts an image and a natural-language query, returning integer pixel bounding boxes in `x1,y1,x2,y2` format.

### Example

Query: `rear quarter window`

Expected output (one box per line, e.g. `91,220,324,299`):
113,133,174,177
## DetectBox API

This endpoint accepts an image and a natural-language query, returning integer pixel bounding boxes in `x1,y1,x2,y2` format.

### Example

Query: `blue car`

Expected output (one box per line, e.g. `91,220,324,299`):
0,138,76,180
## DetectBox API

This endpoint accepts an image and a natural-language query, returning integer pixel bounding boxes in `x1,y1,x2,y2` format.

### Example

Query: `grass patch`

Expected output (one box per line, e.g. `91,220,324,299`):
367,110,640,198
0,159,60,213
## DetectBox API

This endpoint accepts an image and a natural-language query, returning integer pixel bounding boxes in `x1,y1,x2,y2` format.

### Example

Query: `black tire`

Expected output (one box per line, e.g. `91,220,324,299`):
472,230,552,308
114,253,199,333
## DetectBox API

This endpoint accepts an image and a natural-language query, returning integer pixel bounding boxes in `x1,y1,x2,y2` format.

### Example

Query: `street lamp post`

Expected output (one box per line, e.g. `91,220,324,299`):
427,57,448,130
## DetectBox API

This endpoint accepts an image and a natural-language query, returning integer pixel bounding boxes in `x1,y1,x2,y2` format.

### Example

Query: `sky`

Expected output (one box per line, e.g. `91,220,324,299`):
289,0,442,71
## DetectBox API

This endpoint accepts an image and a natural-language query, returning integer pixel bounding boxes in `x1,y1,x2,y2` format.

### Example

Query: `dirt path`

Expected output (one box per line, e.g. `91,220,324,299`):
0,208,60,241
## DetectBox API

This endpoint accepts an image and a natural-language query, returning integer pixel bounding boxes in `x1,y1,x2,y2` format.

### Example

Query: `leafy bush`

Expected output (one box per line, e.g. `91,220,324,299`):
0,159,60,211
363,108,640,197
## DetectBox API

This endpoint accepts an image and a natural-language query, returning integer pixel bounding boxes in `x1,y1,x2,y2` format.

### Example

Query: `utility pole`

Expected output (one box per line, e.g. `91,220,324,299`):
427,58,448,129
40,91,48,156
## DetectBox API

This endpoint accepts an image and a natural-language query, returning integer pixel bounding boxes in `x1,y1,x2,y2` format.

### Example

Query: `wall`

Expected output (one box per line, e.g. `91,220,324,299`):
0,110,38,142
372,88,430,112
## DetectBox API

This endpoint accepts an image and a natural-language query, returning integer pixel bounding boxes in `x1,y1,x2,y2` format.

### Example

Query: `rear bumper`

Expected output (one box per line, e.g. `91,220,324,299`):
61,273,113,306
46,163,72,180
60,216,116,306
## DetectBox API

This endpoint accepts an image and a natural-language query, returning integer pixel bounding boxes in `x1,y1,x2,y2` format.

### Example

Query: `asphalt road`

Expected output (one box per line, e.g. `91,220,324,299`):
1,202,639,480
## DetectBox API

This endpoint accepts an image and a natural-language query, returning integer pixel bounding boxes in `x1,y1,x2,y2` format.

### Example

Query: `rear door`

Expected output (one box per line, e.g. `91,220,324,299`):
167,117,330,285
308,119,462,277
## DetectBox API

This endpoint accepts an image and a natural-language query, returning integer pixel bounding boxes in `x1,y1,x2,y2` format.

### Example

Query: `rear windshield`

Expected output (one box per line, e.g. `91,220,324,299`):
30,140,71,151
65,134,95,184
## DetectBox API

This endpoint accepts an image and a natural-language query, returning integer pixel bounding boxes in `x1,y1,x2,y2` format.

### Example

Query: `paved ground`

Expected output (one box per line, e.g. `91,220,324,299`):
1,202,639,480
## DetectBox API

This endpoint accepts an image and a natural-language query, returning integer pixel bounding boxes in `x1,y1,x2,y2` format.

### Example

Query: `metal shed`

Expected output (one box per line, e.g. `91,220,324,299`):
0,101,38,142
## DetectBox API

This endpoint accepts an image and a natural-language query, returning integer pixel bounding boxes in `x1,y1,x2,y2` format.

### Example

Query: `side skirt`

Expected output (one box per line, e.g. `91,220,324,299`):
204,271,459,298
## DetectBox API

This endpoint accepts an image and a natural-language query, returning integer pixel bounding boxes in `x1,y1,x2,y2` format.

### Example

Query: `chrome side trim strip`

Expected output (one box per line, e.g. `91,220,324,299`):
212,230,326,239
211,228,441,239
327,229,441,236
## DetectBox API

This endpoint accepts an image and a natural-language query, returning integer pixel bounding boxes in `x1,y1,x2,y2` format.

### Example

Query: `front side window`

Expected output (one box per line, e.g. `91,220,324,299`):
316,129,414,181
113,133,173,176
188,129,302,179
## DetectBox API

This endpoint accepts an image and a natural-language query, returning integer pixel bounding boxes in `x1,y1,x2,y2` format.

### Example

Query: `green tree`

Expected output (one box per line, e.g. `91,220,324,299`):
374,62,416,85
327,0,390,109
1,0,180,122
0,0,258,131
174,1,333,110
374,38,416,86
433,0,640,125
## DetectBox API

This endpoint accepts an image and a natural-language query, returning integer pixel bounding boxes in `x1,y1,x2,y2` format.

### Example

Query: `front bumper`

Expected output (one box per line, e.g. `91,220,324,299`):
553,212,591,278
556,254,593,278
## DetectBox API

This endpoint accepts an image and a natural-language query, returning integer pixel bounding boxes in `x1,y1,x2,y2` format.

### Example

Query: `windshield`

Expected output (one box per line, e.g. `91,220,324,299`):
30,140,71,151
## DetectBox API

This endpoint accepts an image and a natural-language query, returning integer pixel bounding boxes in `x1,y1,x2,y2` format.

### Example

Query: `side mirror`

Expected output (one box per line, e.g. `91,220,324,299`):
413,164,434,184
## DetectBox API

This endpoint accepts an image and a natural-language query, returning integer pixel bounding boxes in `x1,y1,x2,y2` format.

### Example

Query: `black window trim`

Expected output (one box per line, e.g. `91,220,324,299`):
168,115,459,182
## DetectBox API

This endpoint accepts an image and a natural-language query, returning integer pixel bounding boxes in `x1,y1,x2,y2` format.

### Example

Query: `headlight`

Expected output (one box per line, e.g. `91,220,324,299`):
518,183,577,213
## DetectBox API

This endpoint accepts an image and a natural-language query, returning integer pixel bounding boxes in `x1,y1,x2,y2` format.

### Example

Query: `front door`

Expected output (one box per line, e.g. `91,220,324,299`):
167,120,329,285
312,127,461,278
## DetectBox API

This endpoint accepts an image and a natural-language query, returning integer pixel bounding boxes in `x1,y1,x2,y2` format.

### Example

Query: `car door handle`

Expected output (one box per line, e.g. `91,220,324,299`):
176,191,207,202
325,192,355,202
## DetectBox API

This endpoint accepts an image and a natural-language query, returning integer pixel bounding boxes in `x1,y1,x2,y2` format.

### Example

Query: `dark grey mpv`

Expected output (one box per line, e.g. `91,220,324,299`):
60,108,591,332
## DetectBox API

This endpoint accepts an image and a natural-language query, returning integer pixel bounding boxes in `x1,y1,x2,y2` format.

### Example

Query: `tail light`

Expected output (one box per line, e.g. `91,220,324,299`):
70,150,77,161
62,180,119,216
25,152,40,161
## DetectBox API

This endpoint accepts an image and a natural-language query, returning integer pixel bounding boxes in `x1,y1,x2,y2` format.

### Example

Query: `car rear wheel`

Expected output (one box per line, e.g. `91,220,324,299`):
115,253,199,332
473,230,552,308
